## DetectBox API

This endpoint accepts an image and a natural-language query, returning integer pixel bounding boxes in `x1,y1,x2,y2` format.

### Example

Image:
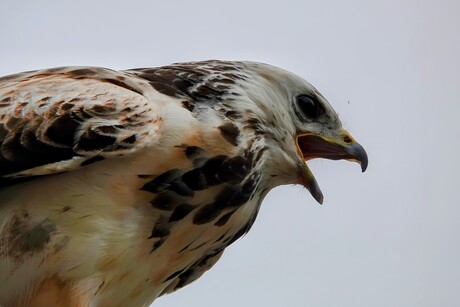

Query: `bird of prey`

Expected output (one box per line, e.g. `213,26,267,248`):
0,60,367,306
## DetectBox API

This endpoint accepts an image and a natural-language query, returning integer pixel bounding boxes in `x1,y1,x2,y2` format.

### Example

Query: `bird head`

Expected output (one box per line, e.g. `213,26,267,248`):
137,60,367,204
238,62,368,204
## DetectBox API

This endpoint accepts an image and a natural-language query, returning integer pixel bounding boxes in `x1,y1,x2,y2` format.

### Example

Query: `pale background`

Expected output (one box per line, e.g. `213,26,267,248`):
1,1,459,306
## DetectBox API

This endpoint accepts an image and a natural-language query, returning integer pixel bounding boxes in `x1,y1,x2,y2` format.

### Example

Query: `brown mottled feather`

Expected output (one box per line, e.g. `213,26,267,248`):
0,67,160,184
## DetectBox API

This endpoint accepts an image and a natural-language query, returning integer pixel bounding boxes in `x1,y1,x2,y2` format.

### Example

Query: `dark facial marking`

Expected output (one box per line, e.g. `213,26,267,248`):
218,123,240,146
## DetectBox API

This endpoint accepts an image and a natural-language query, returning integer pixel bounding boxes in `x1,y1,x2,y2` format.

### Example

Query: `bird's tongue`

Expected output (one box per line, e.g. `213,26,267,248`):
295,131,368,204
298,164,323,204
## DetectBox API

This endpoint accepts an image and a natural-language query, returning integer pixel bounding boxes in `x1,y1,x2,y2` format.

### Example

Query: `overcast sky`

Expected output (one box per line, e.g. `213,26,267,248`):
1,0,459,306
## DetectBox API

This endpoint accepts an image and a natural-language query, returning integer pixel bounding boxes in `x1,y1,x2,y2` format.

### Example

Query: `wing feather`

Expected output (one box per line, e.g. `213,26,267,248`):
0,67,161,186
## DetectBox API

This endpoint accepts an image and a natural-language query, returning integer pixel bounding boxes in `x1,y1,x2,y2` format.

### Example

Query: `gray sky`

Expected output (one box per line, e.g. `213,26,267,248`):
1,0,459,306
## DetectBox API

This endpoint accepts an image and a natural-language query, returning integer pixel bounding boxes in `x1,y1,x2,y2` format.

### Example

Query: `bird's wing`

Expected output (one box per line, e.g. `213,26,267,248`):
0,67,162,188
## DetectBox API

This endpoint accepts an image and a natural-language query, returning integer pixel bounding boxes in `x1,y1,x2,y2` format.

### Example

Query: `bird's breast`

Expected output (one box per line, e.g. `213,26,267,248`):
0,138,266,305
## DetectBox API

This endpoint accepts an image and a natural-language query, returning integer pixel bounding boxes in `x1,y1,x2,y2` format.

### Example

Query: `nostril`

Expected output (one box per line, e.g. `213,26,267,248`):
342,135,353,144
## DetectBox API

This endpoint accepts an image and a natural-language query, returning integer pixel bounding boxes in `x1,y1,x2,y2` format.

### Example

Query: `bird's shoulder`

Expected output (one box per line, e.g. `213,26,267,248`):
0,62,253,188
0,66,177,187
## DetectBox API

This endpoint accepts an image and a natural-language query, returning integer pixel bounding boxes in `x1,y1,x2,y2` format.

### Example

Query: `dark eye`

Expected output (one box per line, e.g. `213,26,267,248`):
296,94,324,119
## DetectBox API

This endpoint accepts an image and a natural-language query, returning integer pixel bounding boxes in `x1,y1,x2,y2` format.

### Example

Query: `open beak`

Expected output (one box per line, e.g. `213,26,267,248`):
295,129,368,204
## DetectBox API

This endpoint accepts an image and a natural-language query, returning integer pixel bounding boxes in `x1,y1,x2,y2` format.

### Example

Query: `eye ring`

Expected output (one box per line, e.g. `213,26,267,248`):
295,94,324,119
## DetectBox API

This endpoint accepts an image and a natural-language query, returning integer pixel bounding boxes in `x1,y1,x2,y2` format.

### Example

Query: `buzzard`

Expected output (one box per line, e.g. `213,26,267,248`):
0,61,367,306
